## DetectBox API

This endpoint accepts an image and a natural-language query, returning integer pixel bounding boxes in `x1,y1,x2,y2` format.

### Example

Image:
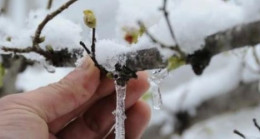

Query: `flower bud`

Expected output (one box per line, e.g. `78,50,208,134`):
83,10,96,28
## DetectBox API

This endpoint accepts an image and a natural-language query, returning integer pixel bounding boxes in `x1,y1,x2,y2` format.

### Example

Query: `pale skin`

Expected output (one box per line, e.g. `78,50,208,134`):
0,57,151,139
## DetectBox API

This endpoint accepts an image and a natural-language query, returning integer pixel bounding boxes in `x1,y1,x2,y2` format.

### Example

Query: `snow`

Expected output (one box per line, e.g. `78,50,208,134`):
180,105,260,139
95,39,156,72
95,39,128,71
163,54,243,113
16,64,73,91
116,0,162,43
2,0,260,139
0,17,17,41
0,9,83,61
143,0,243,54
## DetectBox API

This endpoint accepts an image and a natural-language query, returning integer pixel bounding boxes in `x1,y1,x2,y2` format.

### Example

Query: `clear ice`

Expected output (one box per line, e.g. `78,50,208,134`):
114,80,127,139
149,69,168,110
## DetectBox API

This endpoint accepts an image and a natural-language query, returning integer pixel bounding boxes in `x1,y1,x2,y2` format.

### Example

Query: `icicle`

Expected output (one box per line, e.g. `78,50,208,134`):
43,61,56,73
149,69,168,110
114,80,127,139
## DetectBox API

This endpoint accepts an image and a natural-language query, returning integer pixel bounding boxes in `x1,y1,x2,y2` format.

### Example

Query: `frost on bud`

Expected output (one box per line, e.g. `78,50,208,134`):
83,10,96,28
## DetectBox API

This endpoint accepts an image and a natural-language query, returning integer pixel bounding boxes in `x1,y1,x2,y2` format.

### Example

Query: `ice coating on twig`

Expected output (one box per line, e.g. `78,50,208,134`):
114,81,127,139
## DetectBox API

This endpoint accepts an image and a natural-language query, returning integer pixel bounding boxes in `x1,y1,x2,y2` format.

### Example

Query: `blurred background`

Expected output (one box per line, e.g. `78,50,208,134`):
1,0,260,138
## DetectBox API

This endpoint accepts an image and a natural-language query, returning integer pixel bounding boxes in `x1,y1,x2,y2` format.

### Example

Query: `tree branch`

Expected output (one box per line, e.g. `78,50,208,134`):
234,130,246,139
138,21,184,57
2,46,83,67
160,0,185,57
174,82,260,134
33,0,77,48
3,14,260,76
253,118,260,132
144,82,260,138
1,0,79,67
160,0,175,41
187,20,260,75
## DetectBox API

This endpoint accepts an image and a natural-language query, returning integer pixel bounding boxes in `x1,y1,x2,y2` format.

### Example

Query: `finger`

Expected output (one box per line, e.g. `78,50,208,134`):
49,76,114,133
6,57,100,122
57,73,149,139
106,100,151,139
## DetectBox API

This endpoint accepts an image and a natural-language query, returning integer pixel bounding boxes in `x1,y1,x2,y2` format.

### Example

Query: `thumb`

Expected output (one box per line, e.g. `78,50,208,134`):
16,57,100,122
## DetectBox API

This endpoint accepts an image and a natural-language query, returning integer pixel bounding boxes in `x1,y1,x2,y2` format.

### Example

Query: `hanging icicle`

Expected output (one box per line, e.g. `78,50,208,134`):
149,68,168,110
113,79,127,139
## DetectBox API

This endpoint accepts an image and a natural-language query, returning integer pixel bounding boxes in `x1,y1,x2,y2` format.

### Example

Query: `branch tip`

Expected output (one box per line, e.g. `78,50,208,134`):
234,129,246,139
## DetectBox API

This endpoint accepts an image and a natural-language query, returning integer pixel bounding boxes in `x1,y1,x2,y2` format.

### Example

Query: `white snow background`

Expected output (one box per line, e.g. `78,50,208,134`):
1,0,260,138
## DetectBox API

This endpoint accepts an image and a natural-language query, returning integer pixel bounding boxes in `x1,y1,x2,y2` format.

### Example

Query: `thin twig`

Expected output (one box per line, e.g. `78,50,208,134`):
33,0,77,48
253,118,260,132
80,29,107,73
234,130,246,139
2,47,35,54
91,28,96,58
138,21,167,47
138,21,185,57
90,28,100,68
47,0,54,10
79,41,91,54
160,0,176,42
2,46,50,59
159,0,185,57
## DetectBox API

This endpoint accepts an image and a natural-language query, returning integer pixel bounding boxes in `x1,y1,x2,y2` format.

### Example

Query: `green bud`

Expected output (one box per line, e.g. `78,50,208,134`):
83,10,97,28
106,72,114,79
45,45,54,52
167,56,186,71
0,63,5,88
6,36,12,42
38,36,46,43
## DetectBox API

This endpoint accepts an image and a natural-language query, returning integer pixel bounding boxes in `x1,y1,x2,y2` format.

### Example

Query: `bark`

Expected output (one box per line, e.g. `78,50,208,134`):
3,20,260,74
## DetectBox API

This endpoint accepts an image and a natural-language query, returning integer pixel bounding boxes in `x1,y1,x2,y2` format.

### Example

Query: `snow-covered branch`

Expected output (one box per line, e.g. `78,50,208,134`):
3,19,260,74
174,82,260,134
33,0,77,48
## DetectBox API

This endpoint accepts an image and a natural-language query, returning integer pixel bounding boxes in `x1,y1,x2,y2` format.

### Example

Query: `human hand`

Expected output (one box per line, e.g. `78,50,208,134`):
0,57,150,139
